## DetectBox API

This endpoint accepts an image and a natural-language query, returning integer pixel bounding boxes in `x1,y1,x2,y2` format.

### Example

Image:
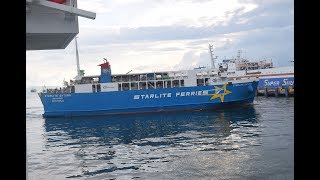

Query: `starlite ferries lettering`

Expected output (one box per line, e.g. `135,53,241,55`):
134,93,171,100
133,90,209,100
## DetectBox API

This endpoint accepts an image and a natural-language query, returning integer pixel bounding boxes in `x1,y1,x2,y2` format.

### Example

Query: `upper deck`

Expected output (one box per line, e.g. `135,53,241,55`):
41,67,258,94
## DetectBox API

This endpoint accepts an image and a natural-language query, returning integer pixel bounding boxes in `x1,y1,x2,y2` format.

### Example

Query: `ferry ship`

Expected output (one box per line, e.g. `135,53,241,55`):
30,88,37,93
38,42,259,117
208,45,294,97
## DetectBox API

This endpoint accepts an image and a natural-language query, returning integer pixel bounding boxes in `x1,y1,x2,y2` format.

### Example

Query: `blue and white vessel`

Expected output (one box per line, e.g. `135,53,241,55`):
38,42,259,117
30,88,37,93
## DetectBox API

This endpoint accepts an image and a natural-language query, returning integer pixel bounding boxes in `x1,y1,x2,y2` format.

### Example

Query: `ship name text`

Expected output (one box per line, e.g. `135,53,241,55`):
133,90,209,100
264,79,294,87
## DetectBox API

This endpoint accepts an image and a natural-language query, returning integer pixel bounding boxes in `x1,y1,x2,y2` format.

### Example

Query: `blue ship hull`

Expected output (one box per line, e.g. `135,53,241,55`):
40,81,258,117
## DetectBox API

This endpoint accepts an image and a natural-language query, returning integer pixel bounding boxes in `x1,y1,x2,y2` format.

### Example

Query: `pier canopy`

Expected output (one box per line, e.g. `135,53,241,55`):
26,0,96,50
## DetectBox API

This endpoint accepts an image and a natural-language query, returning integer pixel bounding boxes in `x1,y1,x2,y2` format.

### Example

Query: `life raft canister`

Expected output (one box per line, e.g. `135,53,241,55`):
48,0,66,4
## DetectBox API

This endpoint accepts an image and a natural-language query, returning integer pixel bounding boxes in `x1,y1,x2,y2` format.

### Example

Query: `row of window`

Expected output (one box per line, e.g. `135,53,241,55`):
92,84,101,92
112,73,171,82
197,78,211,86
84,78,213,93
118,80,184,91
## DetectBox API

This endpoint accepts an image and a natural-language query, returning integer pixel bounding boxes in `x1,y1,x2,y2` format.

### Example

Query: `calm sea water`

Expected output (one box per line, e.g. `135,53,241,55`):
26,92,294,180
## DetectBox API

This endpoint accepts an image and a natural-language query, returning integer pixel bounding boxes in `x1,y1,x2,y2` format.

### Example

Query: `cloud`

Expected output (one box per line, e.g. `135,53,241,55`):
26,0,293,87
172,25,293,69
77,0,292,46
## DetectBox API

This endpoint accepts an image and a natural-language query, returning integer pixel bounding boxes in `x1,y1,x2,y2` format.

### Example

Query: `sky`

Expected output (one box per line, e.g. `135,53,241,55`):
26,0,294,88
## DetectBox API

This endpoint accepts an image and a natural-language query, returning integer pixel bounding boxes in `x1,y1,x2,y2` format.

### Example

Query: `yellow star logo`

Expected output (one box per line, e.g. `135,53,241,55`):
208,84,232,102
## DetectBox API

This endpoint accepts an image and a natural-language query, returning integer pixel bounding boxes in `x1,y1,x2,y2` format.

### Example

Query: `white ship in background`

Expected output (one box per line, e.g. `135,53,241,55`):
208,45,294,96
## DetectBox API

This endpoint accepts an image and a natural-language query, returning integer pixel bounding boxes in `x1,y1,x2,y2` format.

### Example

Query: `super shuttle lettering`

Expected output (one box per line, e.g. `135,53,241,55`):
258,78,294,88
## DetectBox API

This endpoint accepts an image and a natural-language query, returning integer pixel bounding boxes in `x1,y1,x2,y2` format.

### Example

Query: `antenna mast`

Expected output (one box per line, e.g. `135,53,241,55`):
75,37,81,76
236,50,242,61
209,44,218,68
126,70,133,74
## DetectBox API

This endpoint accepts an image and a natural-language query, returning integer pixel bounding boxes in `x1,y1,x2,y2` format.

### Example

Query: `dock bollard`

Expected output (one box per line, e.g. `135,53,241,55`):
264,87,267,97
285,87,289,97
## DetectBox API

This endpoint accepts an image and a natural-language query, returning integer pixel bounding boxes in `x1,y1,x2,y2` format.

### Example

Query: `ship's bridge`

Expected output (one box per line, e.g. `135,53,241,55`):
26,0,96,50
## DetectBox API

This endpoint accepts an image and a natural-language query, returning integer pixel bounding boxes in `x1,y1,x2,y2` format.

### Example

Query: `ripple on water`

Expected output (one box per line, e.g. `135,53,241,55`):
27,97,294,179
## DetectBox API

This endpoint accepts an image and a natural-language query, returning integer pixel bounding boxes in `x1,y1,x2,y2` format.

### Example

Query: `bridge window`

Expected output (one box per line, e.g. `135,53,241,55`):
122,83,129,91
205,78,209,86
130,75,139,82
156,81,163,89
148,81,155,89
140,75,147,81
197,79,204,86
131,82,138,90
166,81,172,88
92,85,96,92
97,84,101,92
147,73,155,80
173,80,179,87
139,82,147,89
180,80,184,87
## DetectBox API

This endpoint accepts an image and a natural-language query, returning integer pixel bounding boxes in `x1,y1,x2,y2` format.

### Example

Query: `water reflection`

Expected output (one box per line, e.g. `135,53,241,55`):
43,104,261,178
44,105,258,144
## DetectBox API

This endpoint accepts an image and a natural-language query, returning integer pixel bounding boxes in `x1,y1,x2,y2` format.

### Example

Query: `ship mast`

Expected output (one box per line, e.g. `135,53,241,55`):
208,44,218,69
75,37,81,77
236,50,242,61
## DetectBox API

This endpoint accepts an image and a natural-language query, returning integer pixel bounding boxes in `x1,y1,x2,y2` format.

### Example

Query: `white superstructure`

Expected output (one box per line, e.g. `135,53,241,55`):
210,48,294,79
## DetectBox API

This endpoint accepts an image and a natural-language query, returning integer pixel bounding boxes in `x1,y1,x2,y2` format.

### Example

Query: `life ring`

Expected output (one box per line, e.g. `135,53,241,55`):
48,0,65,4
